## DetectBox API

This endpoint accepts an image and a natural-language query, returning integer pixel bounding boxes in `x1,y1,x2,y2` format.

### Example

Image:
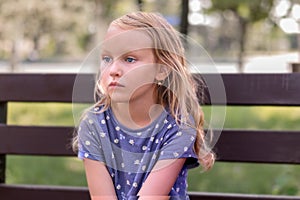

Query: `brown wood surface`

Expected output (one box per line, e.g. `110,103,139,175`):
0,184,90,200
0,125,300,164
1,73,300,199
198,73,300,105
0,73,94,103
0,125,75,156
1,73,300,105
1,184,300,200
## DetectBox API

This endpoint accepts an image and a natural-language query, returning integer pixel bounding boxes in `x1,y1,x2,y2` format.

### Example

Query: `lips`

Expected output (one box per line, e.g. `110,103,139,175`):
108,81,124,87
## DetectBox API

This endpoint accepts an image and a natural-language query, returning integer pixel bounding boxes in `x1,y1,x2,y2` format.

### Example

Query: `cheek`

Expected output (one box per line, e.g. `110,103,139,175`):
126,65,157,81
99,73,109,91
100,68,109,81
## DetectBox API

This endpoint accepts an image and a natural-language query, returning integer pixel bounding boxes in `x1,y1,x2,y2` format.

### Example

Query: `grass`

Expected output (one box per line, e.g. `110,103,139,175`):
5,102,300,195
188,163,300,195
7,102,75,126
203,105,300,131
6,156,87,186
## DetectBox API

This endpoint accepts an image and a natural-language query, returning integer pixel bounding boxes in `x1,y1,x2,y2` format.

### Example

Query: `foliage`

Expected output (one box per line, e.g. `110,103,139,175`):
0,0,94,64
207,0,274,22
0,0,129,68
1,0,295,73
205,0,275,72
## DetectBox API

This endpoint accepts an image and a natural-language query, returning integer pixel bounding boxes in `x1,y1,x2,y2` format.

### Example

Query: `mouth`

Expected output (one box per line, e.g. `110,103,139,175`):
108,81,125,87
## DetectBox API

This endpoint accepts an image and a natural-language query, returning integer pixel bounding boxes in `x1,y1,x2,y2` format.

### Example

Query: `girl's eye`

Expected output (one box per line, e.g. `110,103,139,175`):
125,57,136,63
102,56,112,63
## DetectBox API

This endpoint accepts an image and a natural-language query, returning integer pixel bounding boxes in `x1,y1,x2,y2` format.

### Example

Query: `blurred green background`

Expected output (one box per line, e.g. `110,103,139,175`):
6,103,300,196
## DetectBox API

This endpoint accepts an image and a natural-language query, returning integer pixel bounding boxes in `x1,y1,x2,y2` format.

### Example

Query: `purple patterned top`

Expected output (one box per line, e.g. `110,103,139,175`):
78,106,199,200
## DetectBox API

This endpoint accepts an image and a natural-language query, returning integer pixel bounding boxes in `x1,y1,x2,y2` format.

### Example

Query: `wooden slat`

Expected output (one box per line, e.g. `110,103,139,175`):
0,184,90,200
215,130,300,164
189,192,300,200
1,184,299,200
1,125,300,164
1,73,300,105
0,102,7,183
0,155,5,183
0,103,7,123
0,125,75,156
0,73,94,103
197,73,300,105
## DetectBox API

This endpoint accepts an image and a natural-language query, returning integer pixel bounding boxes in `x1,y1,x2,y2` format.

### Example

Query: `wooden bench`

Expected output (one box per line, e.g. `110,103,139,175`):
0,73,300,200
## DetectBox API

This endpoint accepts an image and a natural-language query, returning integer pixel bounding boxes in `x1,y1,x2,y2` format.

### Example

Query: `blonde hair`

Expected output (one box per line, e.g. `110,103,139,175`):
73,12,215,171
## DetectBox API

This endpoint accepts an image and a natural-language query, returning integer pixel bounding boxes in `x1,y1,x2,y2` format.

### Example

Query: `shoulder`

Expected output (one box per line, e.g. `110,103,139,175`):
163,112,196,135
83,105,107,120
77,106,111,144
159,112,197,147
78,105,109,131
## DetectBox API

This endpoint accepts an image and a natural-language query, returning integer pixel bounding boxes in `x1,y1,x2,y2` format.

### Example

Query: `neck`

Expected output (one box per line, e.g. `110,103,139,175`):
111,96,163,129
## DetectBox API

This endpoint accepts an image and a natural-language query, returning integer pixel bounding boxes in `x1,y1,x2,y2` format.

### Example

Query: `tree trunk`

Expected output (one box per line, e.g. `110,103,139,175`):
29,34,40,61
137,0,143,11
180,0,189,48
94,0,110,45
180,0,189,35
94,0,102,46
9,40,18,72
297,23,300,63
237,17,247,73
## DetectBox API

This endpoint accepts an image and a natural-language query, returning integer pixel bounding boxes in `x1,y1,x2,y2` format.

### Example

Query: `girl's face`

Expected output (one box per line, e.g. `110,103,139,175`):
100,25,159,104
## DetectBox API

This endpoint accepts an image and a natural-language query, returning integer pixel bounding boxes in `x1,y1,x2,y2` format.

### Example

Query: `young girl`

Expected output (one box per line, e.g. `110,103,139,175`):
73,12,215,200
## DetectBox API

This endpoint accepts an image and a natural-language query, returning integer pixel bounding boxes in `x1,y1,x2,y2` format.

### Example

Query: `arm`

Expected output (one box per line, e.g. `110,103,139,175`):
138,158,186,200
83,158,117,200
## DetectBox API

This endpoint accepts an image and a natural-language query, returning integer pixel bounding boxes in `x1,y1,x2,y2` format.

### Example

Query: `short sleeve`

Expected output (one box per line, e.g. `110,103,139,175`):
77,112,105,162
159,124,199,169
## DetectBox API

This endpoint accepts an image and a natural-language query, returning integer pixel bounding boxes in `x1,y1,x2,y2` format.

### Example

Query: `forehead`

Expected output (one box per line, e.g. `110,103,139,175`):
102,25,154,55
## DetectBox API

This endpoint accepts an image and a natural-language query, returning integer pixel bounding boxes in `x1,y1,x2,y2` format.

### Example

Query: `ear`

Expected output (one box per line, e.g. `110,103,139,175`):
155,65,170,81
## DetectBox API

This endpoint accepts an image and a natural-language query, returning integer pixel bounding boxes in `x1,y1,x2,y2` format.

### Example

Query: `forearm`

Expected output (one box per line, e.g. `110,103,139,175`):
84,159,117,198
90,195,118,200
138,196,170,200
138,159,185,197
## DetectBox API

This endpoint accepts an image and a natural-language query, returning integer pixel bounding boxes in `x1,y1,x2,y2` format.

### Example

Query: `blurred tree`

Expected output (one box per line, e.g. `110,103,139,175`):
206,0,275,72
0,0,169,72
276,0,300,71
22,2,55,60
0,0,93,70
0,0,27,71
91,0,119,46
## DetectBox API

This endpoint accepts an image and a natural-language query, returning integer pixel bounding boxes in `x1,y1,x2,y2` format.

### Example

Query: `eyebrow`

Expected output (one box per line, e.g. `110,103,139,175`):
100,49,111,55
101,48,153,57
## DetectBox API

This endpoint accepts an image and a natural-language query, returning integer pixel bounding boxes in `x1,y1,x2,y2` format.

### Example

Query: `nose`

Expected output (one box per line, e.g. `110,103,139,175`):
109,60,122,78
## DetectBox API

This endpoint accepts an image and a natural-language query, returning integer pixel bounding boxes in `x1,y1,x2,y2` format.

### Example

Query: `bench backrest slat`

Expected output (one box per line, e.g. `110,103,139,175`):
199,73,300,106
216,130,300,164
1,125,299,164
0,74,94,103
1,73,300,105
0,126,74,156
0,184,90,200
1,185,300,200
